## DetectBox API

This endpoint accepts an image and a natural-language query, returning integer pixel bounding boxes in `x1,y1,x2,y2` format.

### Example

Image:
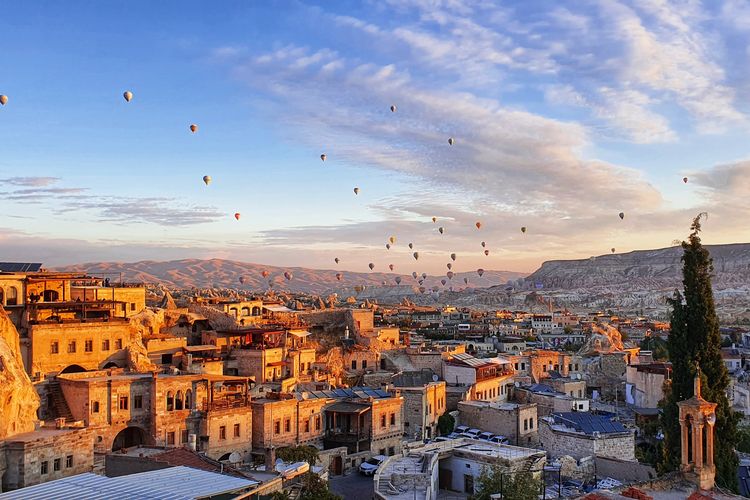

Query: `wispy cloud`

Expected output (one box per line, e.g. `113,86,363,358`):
1,176,61,187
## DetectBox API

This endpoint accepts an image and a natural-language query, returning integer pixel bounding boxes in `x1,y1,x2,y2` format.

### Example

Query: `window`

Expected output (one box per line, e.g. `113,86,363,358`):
390,413,396,426
568,363,572,372
92,401,100,413
362,360,367,369
234,423,241,437
67,340,77,353
521,363,526,370
274,420,281,435
167,432,175,445
379,448,386,456
529,418,534,429
130,302,136,311
50,341,59,354
115,338,123,350
66,455,73,468
175,391,183,410
351,360,357,370
119,396,128,410
161,353,173,364
184,389,192,410
41,461,48,474
84,340,93,352
514,362,519,370
181,430,189,444
102,339,110,351
54,458,61,471
166,392,174,411
284,418,291,433
578,390,582,398
575,363,579,371
134,395,143,410
388,447,395,456
524,419,528,431
315,416,321,431
304,419,310,433
6,286,18,306
219,426,226,440
381,414,387,428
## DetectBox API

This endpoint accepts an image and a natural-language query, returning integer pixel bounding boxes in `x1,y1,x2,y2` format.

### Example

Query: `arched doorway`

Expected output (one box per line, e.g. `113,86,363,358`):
112,426,146,451
102,362,120,369
218,453,232,461
43,290,59,302
60,364,86,374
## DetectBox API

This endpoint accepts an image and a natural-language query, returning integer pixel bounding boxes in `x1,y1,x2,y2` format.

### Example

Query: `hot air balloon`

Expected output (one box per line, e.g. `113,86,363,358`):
234,213,241,221
0,95,7,106
441,279,447,286
475,222,481,229
389,264,394,271
448,137,454,145
284,271,293,281
320,154,327,161
368,263,375,271
389,236,396,244
422,273,427,280
618,212,624,220
412,272,418,279
450,253,456,261
611,248,616,253
336,273,343,281
381,280,387,286
395,276,401,284
123,91,133,102
335,257,340,264
419,286,426,293
202,175,211,185
262,270,270,278
447,263,452,270
353,187,360,195
189,124,198,133
408,243,413,249
355,285,365,293
390,105,397,113
477,268,484,277
464,277,469,284
418,279,424,285
683,177,688,184
239,276,246,284
521,227,527,233
438,227,444,234
386,243,391,250
413,252,419,260
484,250,490,256
432,217,437,223
481,241,486,248
447,271,454,279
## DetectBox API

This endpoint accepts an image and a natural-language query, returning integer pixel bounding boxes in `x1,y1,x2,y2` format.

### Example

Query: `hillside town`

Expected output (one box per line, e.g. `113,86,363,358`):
0,262,746,499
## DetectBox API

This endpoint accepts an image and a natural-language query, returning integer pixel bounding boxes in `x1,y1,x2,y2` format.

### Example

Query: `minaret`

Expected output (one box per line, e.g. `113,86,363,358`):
678,366,717,491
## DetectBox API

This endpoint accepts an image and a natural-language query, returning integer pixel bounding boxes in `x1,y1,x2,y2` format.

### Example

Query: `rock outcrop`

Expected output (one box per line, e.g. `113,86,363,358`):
0,305,40,439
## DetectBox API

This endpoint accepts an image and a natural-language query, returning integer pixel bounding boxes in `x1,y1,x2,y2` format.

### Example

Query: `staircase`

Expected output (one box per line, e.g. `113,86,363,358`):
46,380,74,422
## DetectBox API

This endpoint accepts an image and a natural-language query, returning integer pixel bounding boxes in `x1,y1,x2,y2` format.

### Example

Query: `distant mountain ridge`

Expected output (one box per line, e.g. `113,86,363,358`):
55,258,526,295
526,243,750,290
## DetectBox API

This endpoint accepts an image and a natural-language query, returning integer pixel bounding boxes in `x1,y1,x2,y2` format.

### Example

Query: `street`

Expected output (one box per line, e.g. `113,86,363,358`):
330,471,375,500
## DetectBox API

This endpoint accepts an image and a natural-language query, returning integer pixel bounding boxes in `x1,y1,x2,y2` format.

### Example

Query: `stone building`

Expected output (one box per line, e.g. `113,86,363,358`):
538,411,635,461
625,362,671,408
457,401,539,446
443,353,514,410
514,384,589,416
390,371,446,441
250,393,329,451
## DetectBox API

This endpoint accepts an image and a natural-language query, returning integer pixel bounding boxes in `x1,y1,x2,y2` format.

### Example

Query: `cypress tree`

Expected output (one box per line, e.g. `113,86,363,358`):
661,214,738,490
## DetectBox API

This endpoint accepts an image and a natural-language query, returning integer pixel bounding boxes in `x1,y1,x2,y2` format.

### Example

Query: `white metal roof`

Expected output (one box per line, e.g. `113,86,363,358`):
263,304,294,312
0,466,259,500
288,330,312,337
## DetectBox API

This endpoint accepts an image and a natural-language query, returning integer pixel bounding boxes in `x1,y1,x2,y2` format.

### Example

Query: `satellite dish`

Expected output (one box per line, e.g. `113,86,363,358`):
228,451,241,464
432,374,439,382
514,381,520,387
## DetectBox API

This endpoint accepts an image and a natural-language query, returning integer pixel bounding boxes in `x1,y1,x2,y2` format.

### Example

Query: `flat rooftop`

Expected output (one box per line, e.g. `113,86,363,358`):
4,426,82,444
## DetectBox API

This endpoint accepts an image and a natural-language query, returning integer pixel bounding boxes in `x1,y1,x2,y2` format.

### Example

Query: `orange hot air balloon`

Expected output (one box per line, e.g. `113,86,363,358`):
389,264,394,271
446,271,454,279
447,263,452,270
190,124,198,133
484,250,490,256
450,253,456,261
0,95,7,105
261,270,270,278
320,154,327,161
234,213,241,221
611,248,616,253
389,236,396,244
123,91,133,102
432,217,437,223
413,252,419,260
475,222,481,229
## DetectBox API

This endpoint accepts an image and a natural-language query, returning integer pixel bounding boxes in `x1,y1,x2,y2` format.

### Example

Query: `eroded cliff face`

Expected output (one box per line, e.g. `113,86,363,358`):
0,305,40,439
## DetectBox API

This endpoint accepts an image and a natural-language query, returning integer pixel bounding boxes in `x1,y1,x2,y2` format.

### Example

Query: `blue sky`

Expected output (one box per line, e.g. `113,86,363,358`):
2,0,750,274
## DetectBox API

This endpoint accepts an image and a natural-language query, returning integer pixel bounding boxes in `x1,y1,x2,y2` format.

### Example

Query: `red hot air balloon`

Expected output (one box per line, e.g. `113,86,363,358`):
234,213,241,221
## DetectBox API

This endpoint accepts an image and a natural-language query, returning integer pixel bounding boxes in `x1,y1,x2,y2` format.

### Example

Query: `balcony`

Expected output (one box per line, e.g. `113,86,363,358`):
201,397,251,413
323,430,371,453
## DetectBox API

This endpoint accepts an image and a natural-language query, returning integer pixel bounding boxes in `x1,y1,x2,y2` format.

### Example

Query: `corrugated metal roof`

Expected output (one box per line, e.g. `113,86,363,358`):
551,412,628,435
0,262,42,272
0,466,259,500
451,353,487,367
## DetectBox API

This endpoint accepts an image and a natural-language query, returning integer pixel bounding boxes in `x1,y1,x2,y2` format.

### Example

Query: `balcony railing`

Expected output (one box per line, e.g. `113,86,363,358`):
202,397,250,412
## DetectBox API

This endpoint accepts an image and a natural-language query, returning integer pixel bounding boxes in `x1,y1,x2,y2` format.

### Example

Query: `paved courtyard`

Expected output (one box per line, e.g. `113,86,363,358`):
330,471,375,500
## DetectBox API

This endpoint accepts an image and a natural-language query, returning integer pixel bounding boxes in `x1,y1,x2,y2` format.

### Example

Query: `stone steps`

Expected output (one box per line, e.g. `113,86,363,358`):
47,379,74,422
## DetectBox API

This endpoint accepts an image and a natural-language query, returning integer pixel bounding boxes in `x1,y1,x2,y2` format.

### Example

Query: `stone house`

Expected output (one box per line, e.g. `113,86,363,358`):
457,401,539,446
250,394,329,451
625,362,671,408
538,412,635,461
390,371,446,441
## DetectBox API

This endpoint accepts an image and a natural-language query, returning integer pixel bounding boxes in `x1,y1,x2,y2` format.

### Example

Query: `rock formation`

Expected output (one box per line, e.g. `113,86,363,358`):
578,323,624,356
0,305,40,439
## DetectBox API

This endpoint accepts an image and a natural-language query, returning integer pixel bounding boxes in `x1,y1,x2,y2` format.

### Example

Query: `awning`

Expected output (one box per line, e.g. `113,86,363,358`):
288,330,312,338
263,305,294,313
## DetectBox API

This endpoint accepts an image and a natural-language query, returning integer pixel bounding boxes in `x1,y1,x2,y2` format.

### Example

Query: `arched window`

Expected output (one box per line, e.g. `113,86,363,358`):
251,306,261,316
0,289,4,305
6,287,18,306
229,308,238,317
241,307,250,317
175,390,183,410
166,391,174,411
184,389,192,410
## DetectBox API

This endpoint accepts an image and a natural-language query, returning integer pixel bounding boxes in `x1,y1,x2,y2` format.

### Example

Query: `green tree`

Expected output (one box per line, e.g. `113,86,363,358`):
437,413,455,435
660,214,739,490
470,466,540,500
299,472,341,500
275,445,320,466
639,336,669,361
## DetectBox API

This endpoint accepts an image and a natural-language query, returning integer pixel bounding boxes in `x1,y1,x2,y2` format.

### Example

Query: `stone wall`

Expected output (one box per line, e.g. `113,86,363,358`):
538,419,635,461
457,402,538,446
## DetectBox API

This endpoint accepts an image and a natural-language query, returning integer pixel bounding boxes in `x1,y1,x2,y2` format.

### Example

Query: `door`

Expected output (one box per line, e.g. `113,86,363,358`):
464,474,474,493
332,456,343,475
439,469,452,490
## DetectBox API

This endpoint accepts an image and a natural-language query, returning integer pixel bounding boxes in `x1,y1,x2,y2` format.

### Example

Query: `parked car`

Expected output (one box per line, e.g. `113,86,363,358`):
490,435,509,444
455,425,470,434
478,431,494,441
359,455,387,476
466,428,482,438
446,432,461,439
459,432,476,439
433,436,452,443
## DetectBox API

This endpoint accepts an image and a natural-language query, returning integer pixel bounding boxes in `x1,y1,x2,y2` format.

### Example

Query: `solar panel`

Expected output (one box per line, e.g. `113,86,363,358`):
0,262,42,272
